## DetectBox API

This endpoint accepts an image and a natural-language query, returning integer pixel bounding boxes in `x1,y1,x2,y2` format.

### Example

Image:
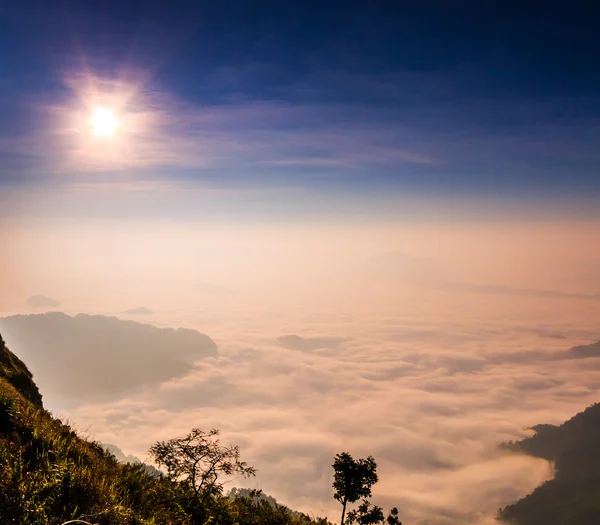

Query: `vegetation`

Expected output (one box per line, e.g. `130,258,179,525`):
385,507,401,525
332,452,401,525
0,334,42,407
332,453,378,525
149,428,257,502
228,488,330,525
346,500,384,525
499,402,600,524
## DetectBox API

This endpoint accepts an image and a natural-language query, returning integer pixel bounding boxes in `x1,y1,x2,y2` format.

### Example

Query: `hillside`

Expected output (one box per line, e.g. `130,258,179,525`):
0,334,42,408
499,402,600,524
0,332,326,525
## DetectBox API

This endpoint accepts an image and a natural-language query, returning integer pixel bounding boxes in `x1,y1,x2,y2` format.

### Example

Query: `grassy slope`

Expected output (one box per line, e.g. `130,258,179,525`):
0,333,326,525
0,334,43,408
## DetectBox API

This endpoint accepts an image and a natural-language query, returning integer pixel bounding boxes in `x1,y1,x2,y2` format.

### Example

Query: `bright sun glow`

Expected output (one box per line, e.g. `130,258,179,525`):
91,107,119,137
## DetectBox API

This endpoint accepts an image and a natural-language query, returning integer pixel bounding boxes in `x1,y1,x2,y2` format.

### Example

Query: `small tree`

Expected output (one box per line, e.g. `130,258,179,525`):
332,452,378,525
386,507,401,525
346,500,384,525
149,428,256,502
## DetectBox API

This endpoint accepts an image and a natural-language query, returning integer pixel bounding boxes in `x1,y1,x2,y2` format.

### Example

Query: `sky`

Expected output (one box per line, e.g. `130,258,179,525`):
1,2,600,525
1,0,600,216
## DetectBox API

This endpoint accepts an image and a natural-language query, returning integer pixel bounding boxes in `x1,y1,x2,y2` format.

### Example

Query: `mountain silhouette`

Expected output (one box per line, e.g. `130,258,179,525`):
500,402,600,524
0,312,218,401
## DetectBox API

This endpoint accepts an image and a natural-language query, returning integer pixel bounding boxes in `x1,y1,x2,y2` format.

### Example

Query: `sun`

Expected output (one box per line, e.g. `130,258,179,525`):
90,107,119,137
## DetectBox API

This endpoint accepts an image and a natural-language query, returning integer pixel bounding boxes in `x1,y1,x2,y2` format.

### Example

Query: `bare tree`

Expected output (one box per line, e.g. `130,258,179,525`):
149,428,256,502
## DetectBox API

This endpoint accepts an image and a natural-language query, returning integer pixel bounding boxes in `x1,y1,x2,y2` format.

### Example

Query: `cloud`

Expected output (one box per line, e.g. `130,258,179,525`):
364,252,600,308
441,282,600,302
122,306,154,315
511,327,566,340
193,282,232,294
26,294,60,309
276,335,346,352
566,340,600,359
487,339,600,365
0,312,217,404
511,377,564,392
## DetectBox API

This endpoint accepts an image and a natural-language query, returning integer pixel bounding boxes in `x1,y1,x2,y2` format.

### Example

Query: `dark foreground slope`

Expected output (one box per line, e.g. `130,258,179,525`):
499,402,600,525
0,333,325,525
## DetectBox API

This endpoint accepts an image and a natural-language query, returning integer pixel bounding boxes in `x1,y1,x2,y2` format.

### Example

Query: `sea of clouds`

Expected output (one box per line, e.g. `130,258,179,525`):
4,290,600,525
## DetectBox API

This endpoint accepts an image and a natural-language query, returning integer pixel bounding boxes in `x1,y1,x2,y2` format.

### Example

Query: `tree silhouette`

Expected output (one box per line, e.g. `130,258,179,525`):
149,428,256,502
386,507,401,525
346,500,384,525
332,452,378,525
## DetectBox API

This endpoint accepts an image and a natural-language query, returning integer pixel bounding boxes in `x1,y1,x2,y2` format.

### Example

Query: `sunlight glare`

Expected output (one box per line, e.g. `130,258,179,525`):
91,107,119,137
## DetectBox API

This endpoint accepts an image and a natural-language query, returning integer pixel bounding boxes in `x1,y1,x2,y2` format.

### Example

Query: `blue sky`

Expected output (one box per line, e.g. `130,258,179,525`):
1,0,600,215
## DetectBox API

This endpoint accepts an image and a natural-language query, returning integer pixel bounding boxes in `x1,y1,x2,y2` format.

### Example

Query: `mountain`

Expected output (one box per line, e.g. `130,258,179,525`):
499,402,600,524
0,330,326,525
229,487,291,510
102,442,162,478
229,488,306,519
0,312,218,401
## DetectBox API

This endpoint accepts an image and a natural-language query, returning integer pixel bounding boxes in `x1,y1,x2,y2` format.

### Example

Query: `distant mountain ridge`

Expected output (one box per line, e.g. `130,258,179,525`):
0,312,218,401
499,402,600,524
102,442,162,478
